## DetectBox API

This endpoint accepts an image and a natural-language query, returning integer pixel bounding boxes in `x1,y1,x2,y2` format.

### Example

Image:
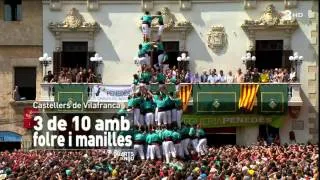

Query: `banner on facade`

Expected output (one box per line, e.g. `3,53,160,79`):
92,85,132,102
183,114,285,128
192,84,240,114
54,84,88,110
257,84,288,114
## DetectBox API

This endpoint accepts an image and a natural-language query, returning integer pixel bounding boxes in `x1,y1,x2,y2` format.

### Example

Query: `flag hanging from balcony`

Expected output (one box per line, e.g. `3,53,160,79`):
192,84,240,114
178,84,192,111
239,84,260,112
257,84,288,114
23,107,39,129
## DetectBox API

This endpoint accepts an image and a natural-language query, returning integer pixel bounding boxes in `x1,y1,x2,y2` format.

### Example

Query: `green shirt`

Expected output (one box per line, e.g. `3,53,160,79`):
132,97,142,108
143,100,154,111
146,133,161,144
196,128,205,137
155,99,166,108
158,16,164,25
141,15,153,24
142,42,152,52
172,131,181,142
174,98,182,109
140,71,152,83
134,132,146,142
138,49,147,57
170,77,177,84
128,98,134,107
117,108,127,117
157,73,166,83
189,127,196,137
179,126,190,138
133,78,140,85
157,42,164,51
162,129,173,140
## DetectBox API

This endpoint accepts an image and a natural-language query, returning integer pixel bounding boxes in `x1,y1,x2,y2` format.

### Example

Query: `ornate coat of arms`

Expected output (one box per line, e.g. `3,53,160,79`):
207,25,227,52
63,8,85,29
258,4,281,26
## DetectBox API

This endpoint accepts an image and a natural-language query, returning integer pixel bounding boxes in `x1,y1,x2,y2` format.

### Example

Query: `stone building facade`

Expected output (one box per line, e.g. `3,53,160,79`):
0,0,43,147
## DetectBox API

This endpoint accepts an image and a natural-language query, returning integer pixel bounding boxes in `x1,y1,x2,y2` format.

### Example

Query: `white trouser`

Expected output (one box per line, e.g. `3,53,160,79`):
157,111,167,125
171,109,177,122
196,138,208,156
145,112,154,126
154,107,158,123
134,144,145,160
158,25,164,36
130,84,137,94
147,144,161,160
133,108,141,126
158,53,164,67
182,138,190,156
139,114,145,126
166,110,172,125
174,142,184,158
162,141,176,163
191,138,198,151
135,56,150,65
142,23,150,37
176,109,183,129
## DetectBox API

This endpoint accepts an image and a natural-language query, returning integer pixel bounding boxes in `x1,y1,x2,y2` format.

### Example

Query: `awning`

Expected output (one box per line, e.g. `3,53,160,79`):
0,131,22,142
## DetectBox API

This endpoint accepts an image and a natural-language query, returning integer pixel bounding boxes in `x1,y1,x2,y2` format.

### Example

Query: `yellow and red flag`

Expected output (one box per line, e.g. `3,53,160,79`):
178,84,192,112
239,84,259,112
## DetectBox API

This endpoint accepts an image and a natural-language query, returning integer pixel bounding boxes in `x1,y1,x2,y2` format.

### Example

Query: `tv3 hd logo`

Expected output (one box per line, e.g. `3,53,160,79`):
280,10,312,19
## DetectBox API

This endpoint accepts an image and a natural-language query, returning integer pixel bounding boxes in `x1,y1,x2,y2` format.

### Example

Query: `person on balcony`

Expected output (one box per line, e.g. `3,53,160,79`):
217,70,226,83
141,11,153,42
200,71,208,83
43,71,54,82
251,68,260,83
235,68,244,83
260,69,270,83
12,85,20,101
289,68,297,82
207,71,218,83
244,69,252,83
226,71,235,83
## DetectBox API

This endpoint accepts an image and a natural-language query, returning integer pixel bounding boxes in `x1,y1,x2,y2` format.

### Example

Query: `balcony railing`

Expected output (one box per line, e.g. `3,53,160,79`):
38,83,303,106
38,83,102,102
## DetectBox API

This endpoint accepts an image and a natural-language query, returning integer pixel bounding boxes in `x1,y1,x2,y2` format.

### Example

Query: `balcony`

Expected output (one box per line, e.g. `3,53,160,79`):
181,83,303,107
38,83,102,102
38,83,303,106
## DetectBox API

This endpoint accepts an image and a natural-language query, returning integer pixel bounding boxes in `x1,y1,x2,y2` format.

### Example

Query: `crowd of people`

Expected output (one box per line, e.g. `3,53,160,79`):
0,144,318,179
43,67,101,83
197,67,297,84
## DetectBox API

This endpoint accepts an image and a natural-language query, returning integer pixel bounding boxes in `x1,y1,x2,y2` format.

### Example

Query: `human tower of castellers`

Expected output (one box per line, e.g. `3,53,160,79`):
118,11,208,163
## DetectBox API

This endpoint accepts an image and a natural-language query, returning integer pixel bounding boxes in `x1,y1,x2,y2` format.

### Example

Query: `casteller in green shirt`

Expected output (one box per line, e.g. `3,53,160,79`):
140,71,152,83
172,131,181,142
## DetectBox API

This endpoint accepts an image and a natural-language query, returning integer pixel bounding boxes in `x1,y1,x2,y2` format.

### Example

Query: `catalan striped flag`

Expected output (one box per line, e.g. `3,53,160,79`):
178,84,192,111
239,84,259,112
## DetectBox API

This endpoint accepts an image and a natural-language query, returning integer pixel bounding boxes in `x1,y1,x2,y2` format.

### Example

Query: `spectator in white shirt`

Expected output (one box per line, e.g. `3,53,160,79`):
218,70,226,83
289,68,297,82
226,71,235,83
208,72,218,83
